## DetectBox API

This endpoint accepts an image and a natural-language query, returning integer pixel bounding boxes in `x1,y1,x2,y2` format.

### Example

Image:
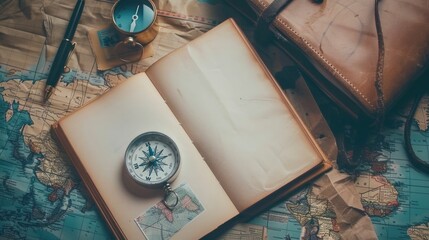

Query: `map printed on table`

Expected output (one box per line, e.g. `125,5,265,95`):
0,0,225,239
220,95,429,240
135,183,204,240
1,0,429,239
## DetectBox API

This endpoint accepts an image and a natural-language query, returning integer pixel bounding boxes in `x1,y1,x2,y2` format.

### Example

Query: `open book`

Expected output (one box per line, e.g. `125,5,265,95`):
52,19,331,239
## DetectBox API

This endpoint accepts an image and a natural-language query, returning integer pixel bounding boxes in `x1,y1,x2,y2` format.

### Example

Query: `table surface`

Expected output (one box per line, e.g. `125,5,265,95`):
1,0,428,239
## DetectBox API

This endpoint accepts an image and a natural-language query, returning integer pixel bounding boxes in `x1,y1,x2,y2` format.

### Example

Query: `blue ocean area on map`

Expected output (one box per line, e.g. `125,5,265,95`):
0,68,113,239
1,53,429,240
244,115,429,240
248,201,304,239
370,122,429,239
1,0,429,238
0,63,46,85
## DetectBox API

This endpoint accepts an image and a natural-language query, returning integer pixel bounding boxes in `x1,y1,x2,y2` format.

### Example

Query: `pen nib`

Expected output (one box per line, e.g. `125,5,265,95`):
44,86,53,102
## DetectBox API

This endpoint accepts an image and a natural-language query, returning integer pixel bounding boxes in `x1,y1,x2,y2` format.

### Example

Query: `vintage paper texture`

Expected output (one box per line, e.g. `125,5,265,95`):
313,169,378,240
0,0,381,239
135,184,205,240
87,24,155,70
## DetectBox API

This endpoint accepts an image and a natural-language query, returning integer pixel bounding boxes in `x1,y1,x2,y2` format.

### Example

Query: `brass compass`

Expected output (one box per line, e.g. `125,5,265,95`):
124,132,181,209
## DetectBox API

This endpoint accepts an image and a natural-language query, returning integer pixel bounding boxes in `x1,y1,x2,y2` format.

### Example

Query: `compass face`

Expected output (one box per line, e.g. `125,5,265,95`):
125,132,180,188
112,0,156,34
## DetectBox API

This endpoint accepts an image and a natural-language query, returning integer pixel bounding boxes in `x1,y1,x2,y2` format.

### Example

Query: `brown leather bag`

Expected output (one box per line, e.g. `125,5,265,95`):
228,0,429,123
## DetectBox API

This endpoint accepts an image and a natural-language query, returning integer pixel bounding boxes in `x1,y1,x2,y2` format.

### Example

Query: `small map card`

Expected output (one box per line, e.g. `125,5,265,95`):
87,24,154,71
135,183,205,240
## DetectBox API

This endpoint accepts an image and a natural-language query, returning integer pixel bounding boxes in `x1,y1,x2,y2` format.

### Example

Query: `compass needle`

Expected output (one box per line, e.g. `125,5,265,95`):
142,164,151,172
139,154,150,166
112,0,157,63
125,132,180,209
156,149,164,157
129,5,139,32
143,150,150,158
146,142,154,156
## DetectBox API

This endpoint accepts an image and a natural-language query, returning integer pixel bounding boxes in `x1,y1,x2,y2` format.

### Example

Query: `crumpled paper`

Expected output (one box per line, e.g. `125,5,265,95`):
313,169,378,240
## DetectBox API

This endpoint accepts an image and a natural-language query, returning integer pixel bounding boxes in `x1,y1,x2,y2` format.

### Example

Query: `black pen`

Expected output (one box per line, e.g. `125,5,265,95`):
44,0,85,102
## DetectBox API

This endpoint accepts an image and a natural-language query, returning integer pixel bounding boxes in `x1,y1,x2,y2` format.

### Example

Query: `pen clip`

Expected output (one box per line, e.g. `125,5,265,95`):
64,39,77,70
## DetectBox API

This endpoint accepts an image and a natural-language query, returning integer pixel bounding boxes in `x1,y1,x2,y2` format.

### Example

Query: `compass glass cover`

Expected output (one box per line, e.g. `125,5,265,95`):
113,0,155,33
125,132,180,187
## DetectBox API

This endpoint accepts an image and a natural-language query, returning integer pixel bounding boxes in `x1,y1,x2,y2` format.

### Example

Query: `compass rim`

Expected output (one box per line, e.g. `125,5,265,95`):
124,131,181,188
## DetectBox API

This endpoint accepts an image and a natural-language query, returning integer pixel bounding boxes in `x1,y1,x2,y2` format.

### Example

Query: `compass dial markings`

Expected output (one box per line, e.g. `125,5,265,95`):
125,132,180,187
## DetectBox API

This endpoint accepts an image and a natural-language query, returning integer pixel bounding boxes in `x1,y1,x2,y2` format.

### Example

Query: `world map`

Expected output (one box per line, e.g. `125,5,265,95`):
135,184,205,239
1,0,429,239
0,54,116,239
237,105,429,240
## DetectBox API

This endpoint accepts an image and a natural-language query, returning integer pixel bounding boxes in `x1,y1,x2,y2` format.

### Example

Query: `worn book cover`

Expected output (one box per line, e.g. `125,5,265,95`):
52,18,331,239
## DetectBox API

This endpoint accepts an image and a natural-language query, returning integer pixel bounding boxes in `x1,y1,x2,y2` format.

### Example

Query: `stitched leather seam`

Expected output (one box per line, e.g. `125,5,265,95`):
255,0,375,109
274,17,374,109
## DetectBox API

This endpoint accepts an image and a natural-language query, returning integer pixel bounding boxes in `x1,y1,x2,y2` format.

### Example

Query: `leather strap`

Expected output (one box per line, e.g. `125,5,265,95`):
374,0,386,128
255,0,294,42
404,84,429,173
338,0,429,174
257,0,429,174
255,0,323,41
338,0,385,172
